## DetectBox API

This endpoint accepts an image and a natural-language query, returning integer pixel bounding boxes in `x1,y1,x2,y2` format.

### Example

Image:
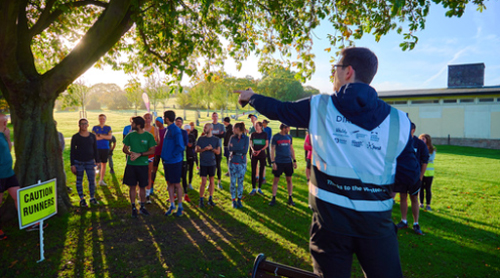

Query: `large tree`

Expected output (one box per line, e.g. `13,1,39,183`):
0,0,486,216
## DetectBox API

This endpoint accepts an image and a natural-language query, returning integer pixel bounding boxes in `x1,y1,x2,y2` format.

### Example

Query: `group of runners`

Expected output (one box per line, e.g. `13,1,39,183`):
68,109,299,218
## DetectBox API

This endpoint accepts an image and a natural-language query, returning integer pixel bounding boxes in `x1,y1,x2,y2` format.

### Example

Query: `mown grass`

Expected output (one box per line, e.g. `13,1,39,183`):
1,110,499,277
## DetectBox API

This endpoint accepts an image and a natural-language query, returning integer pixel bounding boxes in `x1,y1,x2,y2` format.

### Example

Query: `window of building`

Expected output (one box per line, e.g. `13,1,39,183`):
411,100,439,104
443,99,457,103
478,98,494,102
460,99,474,103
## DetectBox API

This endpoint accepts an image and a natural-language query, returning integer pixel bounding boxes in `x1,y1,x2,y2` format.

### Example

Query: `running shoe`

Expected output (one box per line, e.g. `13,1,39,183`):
150,187,155,196
146,196,152,204
288,196,295,206
184,194,191,203
199,199,205,208
257,188,264,195
218,182,223,190
426,205,432,211
131,207,138,218
249,189,256,196
419,204,424,208
232,200,238,208
0,231,7,240
99,180,107,186
89,198,99,206
110,169,115,174
208,199,215,206
26,222,48,232
237,199,243,208
140,207,150,216
396,221,408,229
269,198,276,206
80,199,88,208
175,207,184,217
413,224,423,235
165,206,175,216
225,172,230,177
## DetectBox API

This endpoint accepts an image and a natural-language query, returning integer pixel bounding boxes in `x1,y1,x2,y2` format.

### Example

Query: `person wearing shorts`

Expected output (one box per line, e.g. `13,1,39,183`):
143,113,158,200
211,112,225,189
151,116,166,201
196,123,220,208
161,111,185,217
269,124,297,206
123,116,157,218
92,114,112,186
394,122,429,235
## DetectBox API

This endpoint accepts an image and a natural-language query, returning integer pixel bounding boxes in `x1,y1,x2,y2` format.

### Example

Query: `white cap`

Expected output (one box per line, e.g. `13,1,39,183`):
184,124,191,130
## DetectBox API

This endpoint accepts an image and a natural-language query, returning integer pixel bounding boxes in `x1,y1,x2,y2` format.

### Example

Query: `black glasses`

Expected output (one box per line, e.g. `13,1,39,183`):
332,64,349,75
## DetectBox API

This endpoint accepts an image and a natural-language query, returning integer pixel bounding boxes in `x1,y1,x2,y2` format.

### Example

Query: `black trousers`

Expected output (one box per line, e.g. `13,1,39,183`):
251,155,266,189
215,153,222,181
309,213,403,278
419,176,434,205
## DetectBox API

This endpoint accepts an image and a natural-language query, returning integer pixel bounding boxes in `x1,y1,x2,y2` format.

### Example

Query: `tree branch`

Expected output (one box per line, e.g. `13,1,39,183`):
41,0,134,99
138,27,170,65
29,0,109,38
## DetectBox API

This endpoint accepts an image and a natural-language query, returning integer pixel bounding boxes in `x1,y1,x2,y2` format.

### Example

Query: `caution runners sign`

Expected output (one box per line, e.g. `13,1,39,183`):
17,179,58,229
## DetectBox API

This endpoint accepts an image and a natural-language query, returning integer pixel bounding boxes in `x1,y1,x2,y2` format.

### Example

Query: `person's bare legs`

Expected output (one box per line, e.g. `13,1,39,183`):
175,183,183,206
410,194,420,223
199,177,207,197
139,186,146,204
129,185,137,204
208,176,215,197
99,162,107,183
286,176,293,196
167,182,175,204
272,177,280,197
400,193,408,221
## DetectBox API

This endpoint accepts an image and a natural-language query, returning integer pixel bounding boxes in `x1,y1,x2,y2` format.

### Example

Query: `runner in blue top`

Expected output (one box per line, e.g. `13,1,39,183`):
235,47,419,277
162,111,185,217
92,114,112,186
269,124,297,206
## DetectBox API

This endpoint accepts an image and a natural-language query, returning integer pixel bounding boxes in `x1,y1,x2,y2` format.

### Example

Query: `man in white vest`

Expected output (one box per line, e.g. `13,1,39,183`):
235,47,420,278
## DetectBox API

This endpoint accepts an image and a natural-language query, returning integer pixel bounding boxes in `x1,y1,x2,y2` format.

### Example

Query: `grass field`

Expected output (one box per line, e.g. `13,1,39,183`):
1,109,499,277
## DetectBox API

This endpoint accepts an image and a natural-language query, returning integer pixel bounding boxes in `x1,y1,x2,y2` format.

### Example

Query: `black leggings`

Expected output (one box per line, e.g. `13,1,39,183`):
251,155,266,189
187,157,195,184
215,153,222,181
420,176,434,205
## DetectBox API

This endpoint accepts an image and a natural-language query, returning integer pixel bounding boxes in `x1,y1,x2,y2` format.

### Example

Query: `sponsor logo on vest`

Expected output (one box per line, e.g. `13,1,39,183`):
370,131,379,142
351,140,363,147
367,142,381,150
336,115,351,123
334,137,347,144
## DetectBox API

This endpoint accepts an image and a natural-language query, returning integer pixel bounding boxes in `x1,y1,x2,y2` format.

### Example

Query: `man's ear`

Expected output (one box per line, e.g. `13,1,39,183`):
346,66,355,82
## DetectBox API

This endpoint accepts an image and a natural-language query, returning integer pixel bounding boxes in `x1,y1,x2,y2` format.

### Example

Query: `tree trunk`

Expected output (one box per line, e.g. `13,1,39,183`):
0,86,71,223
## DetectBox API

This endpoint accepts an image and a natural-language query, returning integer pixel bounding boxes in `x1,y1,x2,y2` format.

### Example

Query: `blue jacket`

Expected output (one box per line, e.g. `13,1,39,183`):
228,134,249,164
161,123,185,164
249,83,420,186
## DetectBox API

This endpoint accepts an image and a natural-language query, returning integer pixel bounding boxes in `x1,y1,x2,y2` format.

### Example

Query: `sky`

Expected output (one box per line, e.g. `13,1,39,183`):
81,2,500,94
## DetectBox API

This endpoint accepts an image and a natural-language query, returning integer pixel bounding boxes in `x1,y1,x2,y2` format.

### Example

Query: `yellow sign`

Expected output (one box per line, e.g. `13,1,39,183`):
17,179,58,229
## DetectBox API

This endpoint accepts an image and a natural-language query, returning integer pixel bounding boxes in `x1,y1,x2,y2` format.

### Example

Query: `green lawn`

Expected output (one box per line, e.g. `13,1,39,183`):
1,109,499,277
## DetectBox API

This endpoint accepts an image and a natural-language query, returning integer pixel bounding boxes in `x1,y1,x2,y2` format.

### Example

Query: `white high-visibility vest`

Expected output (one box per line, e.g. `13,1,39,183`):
308,93,411,237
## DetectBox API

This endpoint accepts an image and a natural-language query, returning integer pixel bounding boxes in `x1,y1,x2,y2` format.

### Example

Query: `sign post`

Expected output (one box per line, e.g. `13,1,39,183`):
17,179,58,263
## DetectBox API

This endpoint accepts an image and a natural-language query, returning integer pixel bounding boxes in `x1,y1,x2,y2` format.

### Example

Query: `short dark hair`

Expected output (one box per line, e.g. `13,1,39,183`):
256,121,263,128
223,117,230,123
234,122,245,131
175,117,183,122
78,118,88,125
341,47,378,84
411,122,416,130
132,116,145,129
98,114,106,118
280,123,288,130
164,110,176,123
